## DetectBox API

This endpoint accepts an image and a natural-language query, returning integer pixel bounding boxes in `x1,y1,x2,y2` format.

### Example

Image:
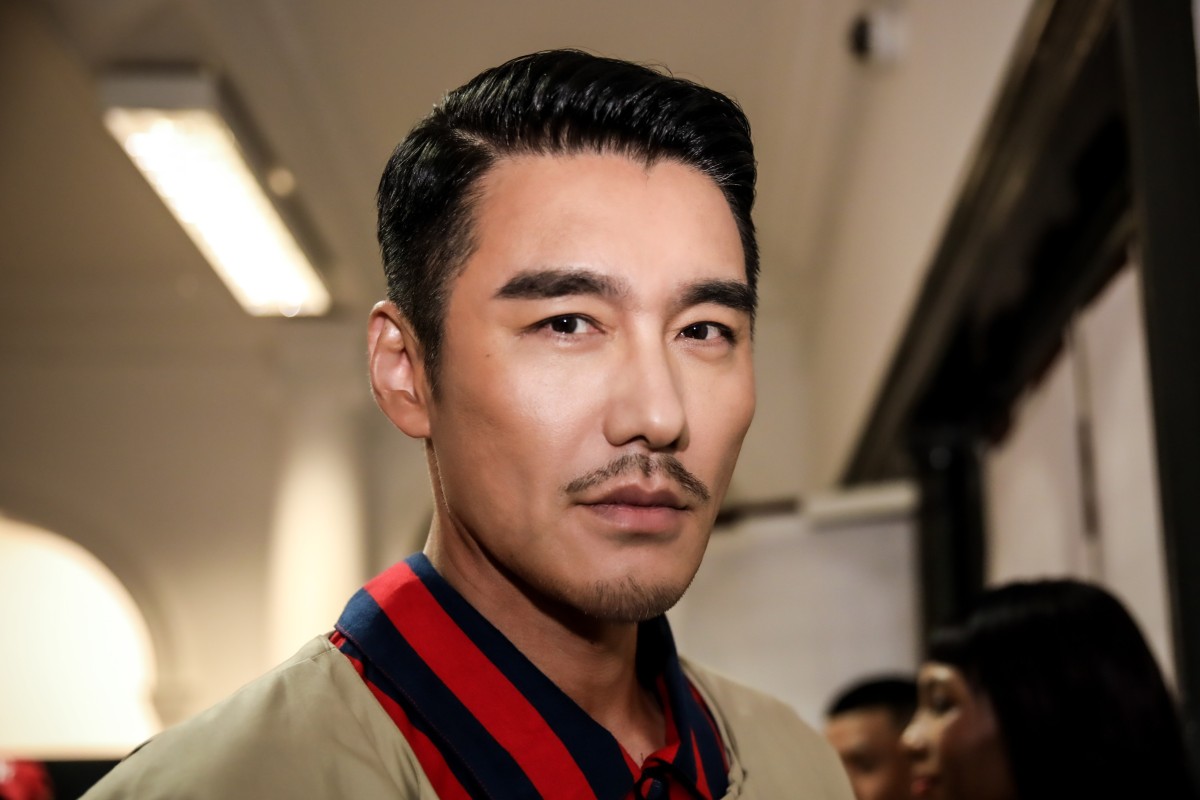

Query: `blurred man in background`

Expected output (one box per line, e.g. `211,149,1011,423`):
825,677,917,800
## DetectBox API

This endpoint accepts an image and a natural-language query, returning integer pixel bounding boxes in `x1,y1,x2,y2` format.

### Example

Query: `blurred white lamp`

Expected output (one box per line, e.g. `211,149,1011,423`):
102,72,331,317
0,517,160,758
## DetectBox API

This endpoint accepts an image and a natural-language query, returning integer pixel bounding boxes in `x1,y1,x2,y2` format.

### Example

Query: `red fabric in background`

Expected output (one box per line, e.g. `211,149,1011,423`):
0,760,53,800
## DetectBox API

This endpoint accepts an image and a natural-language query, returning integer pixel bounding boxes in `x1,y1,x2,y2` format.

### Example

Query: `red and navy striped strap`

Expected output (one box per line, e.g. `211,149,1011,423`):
332,553,729,799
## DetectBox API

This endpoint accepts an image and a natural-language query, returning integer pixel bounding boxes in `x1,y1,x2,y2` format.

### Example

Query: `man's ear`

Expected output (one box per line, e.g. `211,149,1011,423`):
367,301,431,439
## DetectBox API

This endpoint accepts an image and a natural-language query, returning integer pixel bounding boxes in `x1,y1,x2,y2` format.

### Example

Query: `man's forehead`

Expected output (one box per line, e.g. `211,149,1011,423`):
474,151,732,226
454,153,749,302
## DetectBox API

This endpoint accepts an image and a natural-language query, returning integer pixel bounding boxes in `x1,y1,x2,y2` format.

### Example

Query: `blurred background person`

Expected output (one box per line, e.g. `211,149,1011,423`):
826,676,917,800
902,578,1197,800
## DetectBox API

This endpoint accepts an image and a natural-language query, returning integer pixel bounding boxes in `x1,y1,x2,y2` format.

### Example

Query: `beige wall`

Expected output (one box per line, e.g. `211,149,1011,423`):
803,0,1034,488
670,496,917,728
985,266,1175,682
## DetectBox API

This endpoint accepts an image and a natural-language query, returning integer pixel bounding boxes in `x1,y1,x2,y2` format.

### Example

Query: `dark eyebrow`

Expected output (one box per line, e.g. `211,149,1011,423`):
494,269,628,300
679,279,756,317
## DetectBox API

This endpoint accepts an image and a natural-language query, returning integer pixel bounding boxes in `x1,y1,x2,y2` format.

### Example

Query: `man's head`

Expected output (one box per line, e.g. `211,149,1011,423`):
368,50,758,627
825,677,918,800
376,48,758,392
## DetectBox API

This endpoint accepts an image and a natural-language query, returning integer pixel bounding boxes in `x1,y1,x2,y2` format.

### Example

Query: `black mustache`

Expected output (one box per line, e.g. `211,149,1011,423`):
562,453,711,503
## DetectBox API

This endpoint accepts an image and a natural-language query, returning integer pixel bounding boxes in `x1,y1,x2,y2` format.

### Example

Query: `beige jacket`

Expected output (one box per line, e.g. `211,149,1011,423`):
86,635,853,799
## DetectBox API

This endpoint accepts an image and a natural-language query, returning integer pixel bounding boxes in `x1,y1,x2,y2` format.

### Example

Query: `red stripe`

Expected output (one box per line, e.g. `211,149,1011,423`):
338,646,473,800
689,730,711,797
366,562,595,799
366,680,475,800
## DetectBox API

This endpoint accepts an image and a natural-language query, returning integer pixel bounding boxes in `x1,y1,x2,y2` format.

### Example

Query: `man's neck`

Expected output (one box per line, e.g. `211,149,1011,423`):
424,535,667,761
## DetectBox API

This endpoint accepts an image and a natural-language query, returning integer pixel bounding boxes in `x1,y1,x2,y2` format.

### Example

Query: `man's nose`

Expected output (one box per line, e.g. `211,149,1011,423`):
602,336,687,451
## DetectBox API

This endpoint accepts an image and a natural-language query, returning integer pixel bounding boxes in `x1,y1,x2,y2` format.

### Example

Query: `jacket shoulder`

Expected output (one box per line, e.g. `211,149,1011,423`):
682,659,854,800
84,635,435,799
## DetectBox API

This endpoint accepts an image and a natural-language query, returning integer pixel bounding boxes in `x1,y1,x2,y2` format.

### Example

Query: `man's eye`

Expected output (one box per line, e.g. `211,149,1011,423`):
542,315,592,335
680,322,733,342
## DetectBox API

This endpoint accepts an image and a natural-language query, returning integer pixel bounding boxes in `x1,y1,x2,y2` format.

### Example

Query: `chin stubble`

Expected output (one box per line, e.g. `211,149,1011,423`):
576,573,693,624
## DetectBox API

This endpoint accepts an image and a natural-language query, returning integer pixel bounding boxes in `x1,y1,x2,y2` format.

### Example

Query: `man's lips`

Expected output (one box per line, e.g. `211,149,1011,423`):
576,483,691,533
580,484,689,510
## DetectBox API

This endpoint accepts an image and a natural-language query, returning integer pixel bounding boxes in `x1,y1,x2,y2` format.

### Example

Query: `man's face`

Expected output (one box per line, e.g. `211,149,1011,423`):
420,152,754,623
826,708,914,800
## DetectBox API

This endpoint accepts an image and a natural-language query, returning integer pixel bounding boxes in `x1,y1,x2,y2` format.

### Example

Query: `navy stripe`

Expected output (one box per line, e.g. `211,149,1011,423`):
677,672,728,795
651,617,729,797
336,589,543,800
408,554,632,799
336,635,489,794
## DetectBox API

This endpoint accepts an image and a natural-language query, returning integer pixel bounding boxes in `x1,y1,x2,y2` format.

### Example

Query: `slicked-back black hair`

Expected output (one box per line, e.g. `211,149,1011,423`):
929,579,1197,800
376,49,757,390
826,675,917,731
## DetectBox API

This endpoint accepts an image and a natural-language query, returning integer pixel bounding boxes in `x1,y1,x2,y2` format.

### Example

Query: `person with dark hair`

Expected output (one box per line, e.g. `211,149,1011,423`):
825,677,917,800
85,50,853,799
902,579,1197,800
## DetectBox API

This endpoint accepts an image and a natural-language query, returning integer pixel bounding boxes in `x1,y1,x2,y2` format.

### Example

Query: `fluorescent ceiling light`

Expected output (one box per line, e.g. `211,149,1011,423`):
102,73,330,317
